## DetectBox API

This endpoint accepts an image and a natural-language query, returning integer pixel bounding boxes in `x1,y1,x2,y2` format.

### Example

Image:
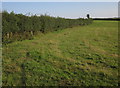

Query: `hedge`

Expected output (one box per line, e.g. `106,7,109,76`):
2,11,93,44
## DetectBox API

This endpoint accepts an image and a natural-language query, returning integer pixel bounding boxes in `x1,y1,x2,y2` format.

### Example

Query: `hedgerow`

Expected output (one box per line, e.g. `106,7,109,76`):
2,11,93,44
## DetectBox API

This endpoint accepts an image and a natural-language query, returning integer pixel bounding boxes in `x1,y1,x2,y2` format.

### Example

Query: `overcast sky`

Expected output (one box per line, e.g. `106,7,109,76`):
2,2,118,18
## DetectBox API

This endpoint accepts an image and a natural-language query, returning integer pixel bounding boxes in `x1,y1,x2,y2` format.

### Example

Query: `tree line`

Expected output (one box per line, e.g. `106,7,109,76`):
93,18,120,21
2,11,93,44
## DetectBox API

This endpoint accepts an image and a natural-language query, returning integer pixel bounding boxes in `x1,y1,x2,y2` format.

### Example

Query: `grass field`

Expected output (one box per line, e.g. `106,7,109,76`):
2,20,118,86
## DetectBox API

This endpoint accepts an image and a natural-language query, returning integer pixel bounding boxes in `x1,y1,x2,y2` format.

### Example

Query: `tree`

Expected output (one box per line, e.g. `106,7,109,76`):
9,11,19,33
2,11,10,35
87,14,90,19
31,15,42,34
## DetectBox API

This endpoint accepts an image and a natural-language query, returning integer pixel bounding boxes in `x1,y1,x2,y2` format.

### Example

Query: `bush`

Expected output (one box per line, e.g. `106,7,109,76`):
2,11,93,44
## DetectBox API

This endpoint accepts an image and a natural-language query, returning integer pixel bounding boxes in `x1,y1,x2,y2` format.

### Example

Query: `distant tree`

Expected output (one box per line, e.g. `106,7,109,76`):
87,14,90,19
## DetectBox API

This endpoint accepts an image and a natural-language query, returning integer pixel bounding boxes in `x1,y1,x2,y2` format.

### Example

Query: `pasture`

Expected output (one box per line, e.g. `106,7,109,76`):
2,20,118,86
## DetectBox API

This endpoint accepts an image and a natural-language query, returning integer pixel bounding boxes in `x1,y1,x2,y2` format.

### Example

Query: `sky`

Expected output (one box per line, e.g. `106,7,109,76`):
1,0,120,2
2,2,118,19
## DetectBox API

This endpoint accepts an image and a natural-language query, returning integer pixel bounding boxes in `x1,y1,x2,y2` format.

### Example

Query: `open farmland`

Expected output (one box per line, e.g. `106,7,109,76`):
2,20,118,86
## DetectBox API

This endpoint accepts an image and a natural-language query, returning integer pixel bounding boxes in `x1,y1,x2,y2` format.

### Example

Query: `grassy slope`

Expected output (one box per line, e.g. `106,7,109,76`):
3,21,118,86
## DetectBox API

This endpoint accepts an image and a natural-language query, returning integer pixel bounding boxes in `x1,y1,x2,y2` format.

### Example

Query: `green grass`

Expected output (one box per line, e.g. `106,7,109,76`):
2,20,118,86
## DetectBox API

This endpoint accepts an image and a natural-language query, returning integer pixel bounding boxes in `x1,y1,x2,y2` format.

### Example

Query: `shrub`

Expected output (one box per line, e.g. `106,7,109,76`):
2,11,93,44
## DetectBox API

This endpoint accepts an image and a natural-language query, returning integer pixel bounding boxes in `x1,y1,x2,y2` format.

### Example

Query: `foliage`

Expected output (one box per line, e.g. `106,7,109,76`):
2,11,93,44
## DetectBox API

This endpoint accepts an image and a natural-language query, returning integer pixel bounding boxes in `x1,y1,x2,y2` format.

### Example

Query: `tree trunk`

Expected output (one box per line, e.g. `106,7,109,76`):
30,31,33,36
7,33,10,39
10,32,13,38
